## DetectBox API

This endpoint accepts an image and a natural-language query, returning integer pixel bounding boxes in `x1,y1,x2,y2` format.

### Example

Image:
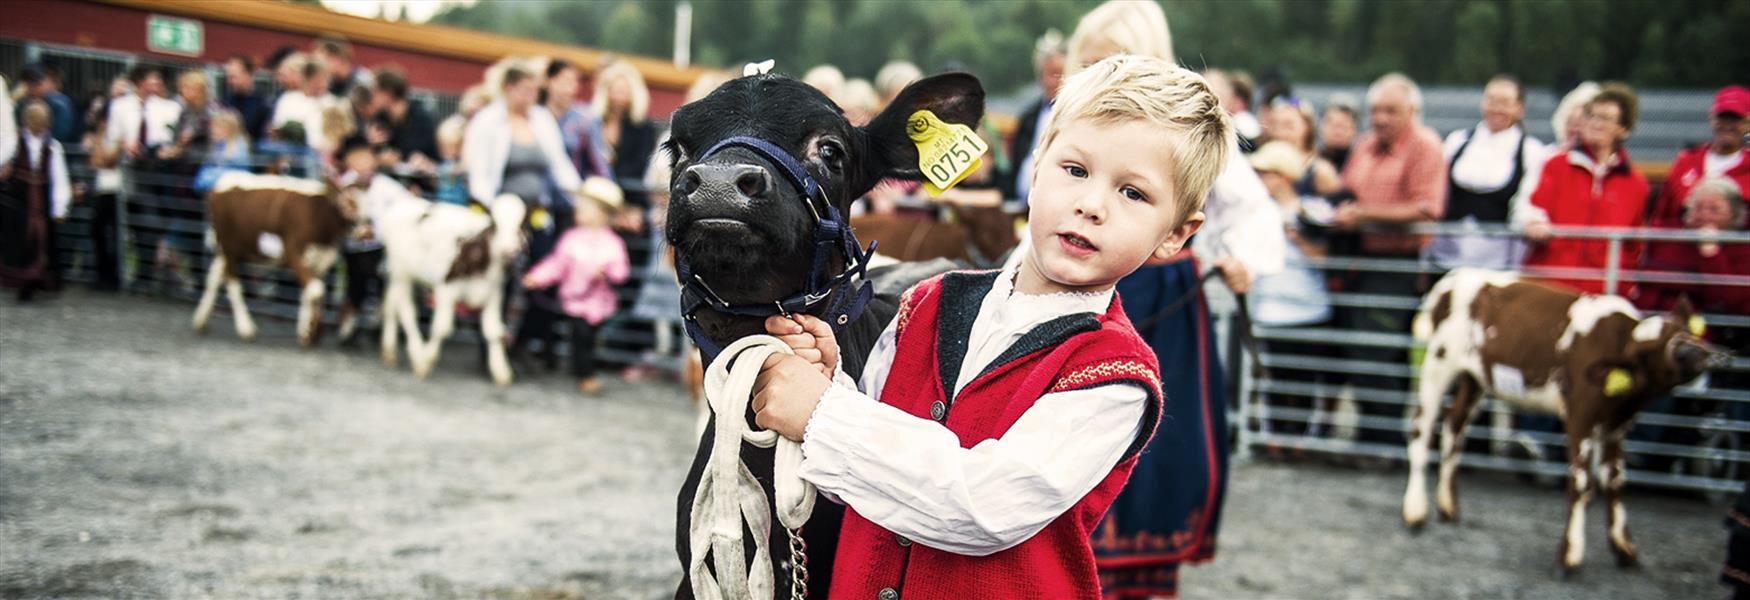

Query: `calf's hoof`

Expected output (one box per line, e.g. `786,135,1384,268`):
1437,506,1459,523
381,351,398,368
1403,516,1426,534
1613,548,1639,569
1556,564,1581,581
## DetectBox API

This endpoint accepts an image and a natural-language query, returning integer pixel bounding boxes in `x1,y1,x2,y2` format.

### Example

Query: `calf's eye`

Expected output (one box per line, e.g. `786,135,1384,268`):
819,142,844,171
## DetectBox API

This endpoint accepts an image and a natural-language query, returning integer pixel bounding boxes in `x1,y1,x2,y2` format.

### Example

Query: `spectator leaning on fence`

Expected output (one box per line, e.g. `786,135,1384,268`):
1318,95,1359,174
1331,72,1447,448
314,35,373,98
1550,81,1601,151
17,64,79,145
1002,29,1067,207
465,63,584,372
1651,86,1750,229
271,56,342,155
1429,74,1548,273
432,116,468,206
165,70,223,164
368,67,439,175
1633,177,1750,315
592,59,659,227
108,65,182,162
1522,83,1648,296
1249,140,1338,443
542,58,609,179
1,102,72,302
82,78,126,291
221,54,270,142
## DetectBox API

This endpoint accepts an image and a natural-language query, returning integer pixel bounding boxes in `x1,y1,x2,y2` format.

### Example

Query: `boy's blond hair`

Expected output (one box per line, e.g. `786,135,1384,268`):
1035,55,1232,225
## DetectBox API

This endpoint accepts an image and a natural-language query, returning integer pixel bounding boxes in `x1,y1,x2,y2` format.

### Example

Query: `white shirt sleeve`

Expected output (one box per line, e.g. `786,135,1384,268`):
463,110,499,204
798,365,1148,556
0,93,15,168
50,139,71,219
106,97,132,147
1196,148,1287,277
1442,129,1467,161
1509,137,1551,230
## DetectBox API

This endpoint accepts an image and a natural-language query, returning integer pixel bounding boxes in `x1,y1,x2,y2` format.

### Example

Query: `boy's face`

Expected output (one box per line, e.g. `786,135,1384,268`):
1024,118,1203,294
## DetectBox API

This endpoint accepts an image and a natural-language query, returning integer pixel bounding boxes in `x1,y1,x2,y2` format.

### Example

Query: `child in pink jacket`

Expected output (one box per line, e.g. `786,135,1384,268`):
522,176,630,394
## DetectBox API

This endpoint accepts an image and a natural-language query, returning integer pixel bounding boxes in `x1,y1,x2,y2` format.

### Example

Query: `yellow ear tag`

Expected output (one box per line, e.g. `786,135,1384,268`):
1604,368,1634,397
1690,315,1708,337
529,206,551,231
469,203,487,215
908,110,988,197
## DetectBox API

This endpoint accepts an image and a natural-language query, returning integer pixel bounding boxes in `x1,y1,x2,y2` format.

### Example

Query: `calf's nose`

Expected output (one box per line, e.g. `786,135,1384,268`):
680,163,775,203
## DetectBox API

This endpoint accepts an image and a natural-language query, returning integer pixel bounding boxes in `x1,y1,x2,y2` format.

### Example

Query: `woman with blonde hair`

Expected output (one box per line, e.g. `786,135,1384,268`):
465,63,585,368
1053,1,1285,596
591,59,659,228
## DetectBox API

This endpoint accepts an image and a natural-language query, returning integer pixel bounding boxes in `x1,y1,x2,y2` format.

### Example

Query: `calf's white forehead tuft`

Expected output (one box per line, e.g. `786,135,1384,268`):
212,172,328,197
1632,316,1669,342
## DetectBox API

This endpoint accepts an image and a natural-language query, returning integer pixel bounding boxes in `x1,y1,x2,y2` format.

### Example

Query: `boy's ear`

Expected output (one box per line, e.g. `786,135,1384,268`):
853,73,986,196
1152,211,1205,261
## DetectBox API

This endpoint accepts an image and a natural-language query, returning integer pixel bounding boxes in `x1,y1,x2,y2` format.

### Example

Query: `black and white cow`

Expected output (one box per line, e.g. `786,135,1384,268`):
666,71,984,598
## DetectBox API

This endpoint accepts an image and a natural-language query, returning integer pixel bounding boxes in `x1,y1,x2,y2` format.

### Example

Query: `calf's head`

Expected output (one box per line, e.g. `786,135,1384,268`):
664,71,983,343
1603,299,1733,394
488,193,529,261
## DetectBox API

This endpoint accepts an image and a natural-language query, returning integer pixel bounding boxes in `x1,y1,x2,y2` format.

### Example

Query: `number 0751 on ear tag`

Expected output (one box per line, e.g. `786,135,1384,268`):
908,110,988,197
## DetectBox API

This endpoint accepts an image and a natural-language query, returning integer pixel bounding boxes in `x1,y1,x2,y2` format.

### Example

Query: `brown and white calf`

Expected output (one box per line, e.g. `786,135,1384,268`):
372,179,526,385
192,172,363,346
1404,267,1728,573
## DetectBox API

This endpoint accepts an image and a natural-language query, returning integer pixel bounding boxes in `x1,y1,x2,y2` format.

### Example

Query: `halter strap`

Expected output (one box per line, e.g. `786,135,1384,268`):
678,135,877,360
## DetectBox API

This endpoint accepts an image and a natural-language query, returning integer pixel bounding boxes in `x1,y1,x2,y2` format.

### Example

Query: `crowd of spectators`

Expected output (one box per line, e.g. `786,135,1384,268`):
6,30,1750,401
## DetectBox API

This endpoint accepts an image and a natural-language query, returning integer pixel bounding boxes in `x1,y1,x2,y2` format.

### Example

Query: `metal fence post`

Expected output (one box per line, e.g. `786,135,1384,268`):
1603,234,1622,295
116,164,135,292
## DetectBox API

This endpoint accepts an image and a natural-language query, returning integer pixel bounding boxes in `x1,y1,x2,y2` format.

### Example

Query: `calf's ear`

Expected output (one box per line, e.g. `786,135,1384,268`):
853,73,986,196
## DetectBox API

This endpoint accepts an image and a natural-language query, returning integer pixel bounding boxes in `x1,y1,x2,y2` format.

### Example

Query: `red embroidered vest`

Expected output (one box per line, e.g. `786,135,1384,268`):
829,271,1163,600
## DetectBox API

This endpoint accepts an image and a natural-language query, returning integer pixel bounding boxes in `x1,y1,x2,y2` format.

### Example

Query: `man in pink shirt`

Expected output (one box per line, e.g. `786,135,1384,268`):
1331,72,1447,450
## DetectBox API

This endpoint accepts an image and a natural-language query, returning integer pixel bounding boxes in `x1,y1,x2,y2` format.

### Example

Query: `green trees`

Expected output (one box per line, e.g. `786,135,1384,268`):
425,0,1750,95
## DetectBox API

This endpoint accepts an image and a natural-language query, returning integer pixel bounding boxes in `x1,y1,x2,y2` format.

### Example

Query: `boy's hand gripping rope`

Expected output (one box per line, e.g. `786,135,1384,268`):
688,336,816,600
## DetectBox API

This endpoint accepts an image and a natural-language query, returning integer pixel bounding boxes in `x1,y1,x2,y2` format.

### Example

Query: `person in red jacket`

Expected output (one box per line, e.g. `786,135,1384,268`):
747,56,1229,598
1523,83,1648,295
1650,86,1750,228
1635,176,1750,315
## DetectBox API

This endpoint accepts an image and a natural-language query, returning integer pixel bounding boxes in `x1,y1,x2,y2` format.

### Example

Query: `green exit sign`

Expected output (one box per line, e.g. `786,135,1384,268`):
147,15,202,57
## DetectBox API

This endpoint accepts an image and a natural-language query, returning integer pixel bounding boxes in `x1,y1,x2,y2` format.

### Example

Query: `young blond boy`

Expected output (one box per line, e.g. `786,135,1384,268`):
750,55,1233,596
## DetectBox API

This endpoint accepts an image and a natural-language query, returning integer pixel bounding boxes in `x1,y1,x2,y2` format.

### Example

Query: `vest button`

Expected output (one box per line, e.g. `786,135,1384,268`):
896,533,912,547
929,400,946,421
879,588,899,600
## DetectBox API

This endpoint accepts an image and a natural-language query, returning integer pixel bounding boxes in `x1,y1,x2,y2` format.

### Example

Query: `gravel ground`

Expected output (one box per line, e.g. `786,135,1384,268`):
0,291,1731,599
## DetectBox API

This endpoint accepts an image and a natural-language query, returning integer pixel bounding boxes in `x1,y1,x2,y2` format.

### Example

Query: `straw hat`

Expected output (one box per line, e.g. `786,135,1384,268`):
576,176,625,213
1248,140,1309,181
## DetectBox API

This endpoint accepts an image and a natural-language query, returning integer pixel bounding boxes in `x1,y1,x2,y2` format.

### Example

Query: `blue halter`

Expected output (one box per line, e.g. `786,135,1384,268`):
676,135,877,360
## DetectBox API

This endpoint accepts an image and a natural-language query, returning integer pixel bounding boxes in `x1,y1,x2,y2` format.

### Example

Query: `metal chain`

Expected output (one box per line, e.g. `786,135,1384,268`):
788,526,809,600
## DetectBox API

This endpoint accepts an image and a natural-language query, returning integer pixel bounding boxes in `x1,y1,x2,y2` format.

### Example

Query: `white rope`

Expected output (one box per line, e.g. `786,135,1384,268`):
689,335,817,600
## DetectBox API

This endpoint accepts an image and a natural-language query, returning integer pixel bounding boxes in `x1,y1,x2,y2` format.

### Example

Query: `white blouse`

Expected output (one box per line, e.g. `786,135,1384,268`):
1443,124,1548,229
17,132,72,219
798,266,1148,556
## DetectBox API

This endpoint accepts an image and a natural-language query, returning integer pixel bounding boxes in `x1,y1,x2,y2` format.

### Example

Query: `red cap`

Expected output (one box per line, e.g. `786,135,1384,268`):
1713,86,1750,117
